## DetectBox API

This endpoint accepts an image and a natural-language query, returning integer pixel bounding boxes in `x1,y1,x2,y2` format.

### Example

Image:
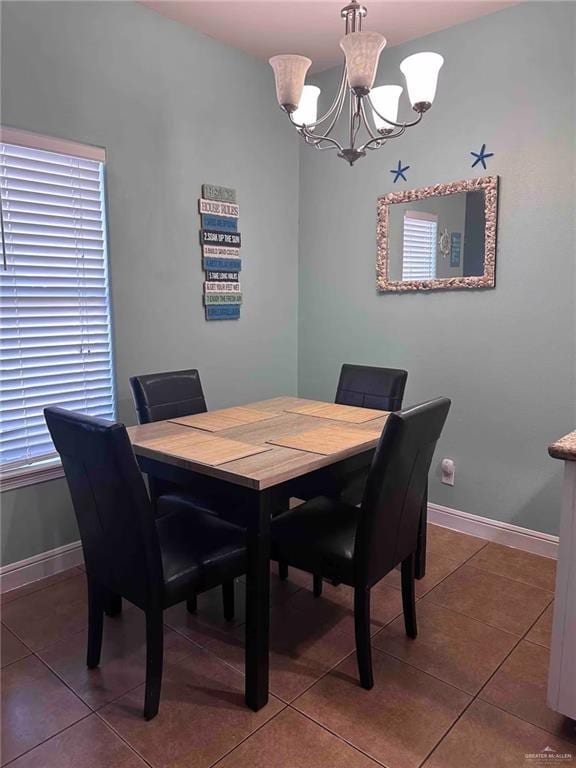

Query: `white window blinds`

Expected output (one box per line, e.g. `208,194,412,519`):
402,211,438,281
0,130,115,477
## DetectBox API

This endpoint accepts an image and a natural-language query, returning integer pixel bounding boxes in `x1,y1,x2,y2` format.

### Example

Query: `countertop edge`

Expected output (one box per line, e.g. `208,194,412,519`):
549,430,576,462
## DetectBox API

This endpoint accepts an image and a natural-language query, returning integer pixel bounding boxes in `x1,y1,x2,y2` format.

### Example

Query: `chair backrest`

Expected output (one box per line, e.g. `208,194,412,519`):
129,369,207,424
355,397,450,587
44,407,163,608
335,364,408,411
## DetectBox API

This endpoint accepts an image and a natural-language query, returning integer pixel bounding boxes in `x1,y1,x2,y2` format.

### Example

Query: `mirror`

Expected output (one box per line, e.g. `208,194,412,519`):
377,176,498,292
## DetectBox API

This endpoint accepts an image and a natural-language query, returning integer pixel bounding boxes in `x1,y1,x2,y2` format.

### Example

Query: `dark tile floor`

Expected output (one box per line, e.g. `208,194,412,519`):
1,526,575,768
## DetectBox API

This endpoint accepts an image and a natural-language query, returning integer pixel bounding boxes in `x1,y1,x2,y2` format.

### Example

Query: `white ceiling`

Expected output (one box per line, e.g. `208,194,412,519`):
141,0,519,72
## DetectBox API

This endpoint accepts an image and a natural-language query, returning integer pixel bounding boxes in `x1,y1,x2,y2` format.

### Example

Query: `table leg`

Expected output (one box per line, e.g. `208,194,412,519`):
245,490,271,711
415,482,428,580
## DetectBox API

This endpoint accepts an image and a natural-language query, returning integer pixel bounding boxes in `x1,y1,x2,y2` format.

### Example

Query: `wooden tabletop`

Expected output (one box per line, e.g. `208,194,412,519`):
128,396,389,490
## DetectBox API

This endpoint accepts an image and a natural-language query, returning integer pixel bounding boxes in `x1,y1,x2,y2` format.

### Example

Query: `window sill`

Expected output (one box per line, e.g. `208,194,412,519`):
0,460,65,492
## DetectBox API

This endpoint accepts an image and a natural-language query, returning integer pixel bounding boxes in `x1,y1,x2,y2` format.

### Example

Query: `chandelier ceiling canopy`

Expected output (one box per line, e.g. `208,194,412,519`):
269,1,444,166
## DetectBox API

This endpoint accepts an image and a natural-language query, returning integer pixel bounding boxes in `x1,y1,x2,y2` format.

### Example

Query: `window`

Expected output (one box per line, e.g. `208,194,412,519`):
402,210,438,281
0,128,115,490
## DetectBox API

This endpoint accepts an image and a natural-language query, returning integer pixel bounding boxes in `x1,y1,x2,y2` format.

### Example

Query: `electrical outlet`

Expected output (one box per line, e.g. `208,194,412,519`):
441,458,455,486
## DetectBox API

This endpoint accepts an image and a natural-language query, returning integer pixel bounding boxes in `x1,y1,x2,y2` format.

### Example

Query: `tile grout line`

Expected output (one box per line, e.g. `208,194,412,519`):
173,546,501,712
92,710,158,768
388,538,491,599
414,598,556,767
1,538,558,767
471,698,576,747
0,567,84,607
288,702,392,768
463,560,556,595
203,702,291,768
277,541,493,695
278,544,554,767
415,543,554,633
1,711,95,767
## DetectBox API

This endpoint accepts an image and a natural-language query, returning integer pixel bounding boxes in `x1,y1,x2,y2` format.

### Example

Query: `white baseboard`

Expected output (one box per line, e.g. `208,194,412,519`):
428,502,559,560
0,503,559,594
0,540,84,594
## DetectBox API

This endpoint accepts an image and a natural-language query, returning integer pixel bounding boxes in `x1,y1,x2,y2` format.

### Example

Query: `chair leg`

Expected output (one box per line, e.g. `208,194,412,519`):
415,483,428,580
186,595,197,614
401,554,418,639
86,580,104,669
278,561,289,581
354,587,374,690
104,591,122,617
144,607,164,720
313,574,323,598
222,581,235,622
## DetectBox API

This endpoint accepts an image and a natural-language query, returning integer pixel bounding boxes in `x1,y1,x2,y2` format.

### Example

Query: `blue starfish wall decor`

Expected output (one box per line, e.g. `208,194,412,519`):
471,144,494,170
390,160,410,183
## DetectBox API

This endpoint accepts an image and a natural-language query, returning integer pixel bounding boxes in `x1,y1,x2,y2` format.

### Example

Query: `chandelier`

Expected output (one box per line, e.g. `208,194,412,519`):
269,1,444,166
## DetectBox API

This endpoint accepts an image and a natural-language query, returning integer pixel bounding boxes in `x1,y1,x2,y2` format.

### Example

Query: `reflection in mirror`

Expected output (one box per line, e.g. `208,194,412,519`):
377,177,498,292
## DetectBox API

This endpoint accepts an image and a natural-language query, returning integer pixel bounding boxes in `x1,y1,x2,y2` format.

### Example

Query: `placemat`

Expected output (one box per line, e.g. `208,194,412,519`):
286,401,387,423
170,406,280,432
267,426,381,456
135,432,272,466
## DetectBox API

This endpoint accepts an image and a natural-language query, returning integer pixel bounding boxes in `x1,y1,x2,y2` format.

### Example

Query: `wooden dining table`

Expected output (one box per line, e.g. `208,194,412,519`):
127,396,428,711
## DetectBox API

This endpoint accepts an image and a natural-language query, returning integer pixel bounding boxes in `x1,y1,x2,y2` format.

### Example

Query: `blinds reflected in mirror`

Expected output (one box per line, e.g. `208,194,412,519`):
0,134,115,472
401,210,438,281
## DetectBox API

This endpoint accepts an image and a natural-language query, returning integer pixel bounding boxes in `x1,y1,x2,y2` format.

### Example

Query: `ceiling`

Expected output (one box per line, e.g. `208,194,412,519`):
141,0,518,72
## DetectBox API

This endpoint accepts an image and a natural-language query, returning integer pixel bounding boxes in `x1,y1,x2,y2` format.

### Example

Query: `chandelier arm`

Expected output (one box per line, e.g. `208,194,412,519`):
359,99,377,139
302,133,338,150
307,80,347,141
359,125,407,153
348,91,355,150
289,115,345,151
313,142,340,151
289,64,348,133
366,95,425,129
351,95,363,147
307,64,348,130
301,124,345,152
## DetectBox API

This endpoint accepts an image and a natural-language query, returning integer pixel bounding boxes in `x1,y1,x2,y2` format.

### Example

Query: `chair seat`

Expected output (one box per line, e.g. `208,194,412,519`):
154,484,225,518
271,496,359,584
157,495,246,606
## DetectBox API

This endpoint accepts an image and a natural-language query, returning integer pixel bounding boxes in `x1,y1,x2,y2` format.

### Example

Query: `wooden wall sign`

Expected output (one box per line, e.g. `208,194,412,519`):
199,199,240,217
202,184,236,203
201,214,238,233
203,245,240,258
204,293,243,305
203,257,241,272
200,184,241,320
206,305,241,320
201,230,241,247
204,281,241,293
206,271,239,281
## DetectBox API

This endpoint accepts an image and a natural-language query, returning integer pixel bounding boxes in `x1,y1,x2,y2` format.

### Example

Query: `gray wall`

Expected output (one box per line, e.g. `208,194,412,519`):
1,0,300,565
1,0,574,568
298,2,576,535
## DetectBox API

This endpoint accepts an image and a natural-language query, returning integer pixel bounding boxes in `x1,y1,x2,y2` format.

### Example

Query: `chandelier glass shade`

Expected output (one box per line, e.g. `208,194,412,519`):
292,85,321,126
269,1,444,165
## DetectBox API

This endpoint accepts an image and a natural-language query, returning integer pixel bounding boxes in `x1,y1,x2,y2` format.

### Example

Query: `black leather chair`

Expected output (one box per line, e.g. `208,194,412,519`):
129,369,248,620
44,407,247,720
279,364,408,586
271,398,450,690
130,369,207,424
336,364,407,411
130,367,235,518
